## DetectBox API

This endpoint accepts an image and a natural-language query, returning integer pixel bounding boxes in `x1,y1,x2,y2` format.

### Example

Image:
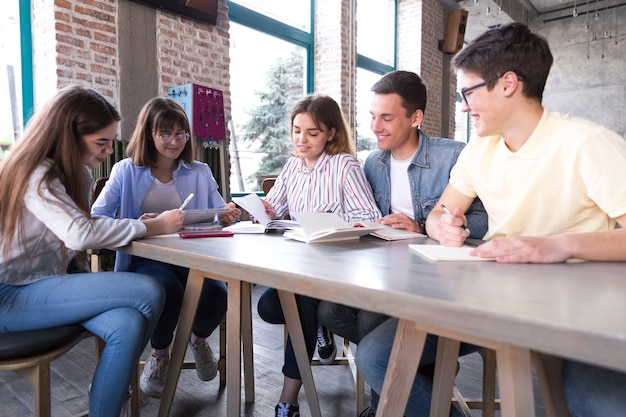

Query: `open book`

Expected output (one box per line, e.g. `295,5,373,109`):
283,212,385,243
225,193,299,234
409,244,495,262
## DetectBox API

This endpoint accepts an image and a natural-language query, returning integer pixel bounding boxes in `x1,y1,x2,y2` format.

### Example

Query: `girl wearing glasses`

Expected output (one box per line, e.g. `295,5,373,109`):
0,86,184,417
92,97,240,398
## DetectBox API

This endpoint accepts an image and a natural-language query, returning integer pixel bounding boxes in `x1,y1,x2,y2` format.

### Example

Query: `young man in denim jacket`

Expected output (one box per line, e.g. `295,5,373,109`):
318,70,488,417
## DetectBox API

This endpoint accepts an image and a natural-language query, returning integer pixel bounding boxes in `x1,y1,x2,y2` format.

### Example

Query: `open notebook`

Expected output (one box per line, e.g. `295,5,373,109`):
283,212,384,243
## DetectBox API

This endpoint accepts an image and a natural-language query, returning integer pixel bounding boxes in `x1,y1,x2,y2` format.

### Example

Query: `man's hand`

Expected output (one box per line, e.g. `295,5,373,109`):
378,213,422,233
470,235,570,263
436,206,470,247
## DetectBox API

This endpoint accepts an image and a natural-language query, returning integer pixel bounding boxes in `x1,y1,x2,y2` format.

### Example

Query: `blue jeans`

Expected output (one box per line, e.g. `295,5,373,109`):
257,287,319,380
0,272,165,417
356,318,477,417
129,257,227,349
317,301,389,344
563,359,626,417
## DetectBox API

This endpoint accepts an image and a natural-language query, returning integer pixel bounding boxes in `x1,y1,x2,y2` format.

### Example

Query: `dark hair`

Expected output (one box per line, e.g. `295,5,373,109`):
453,23,553,101
0,85,120,259
290,94,355,155
370,70,427,117
126,97,194,166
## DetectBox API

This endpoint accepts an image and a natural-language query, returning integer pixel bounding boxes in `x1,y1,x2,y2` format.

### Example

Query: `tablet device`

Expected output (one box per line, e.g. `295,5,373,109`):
182,208,228,225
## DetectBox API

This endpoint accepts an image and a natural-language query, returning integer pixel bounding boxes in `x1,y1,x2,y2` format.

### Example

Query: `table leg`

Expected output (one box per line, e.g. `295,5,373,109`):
496,345,535,417
157,269,204,417
430,337,461,417
226,278,242,417
376,319,428,417
277,290,322,417
241,282,255,402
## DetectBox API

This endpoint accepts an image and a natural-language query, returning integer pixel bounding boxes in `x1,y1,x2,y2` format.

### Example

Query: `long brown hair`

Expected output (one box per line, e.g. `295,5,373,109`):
290,94,355,156
0,85,120,259
126,97,194,166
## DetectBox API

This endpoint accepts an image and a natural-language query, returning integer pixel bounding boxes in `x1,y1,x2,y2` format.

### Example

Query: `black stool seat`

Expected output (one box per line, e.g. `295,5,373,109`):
0,325,85,359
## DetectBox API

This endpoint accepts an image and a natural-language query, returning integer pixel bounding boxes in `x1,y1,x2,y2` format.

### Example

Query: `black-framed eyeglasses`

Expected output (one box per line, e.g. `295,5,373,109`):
153,131,190,143
460,74,523,106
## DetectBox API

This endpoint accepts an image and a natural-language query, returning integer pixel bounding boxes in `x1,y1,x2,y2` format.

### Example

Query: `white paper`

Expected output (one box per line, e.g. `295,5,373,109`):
408,244,495,262
232,193,273,226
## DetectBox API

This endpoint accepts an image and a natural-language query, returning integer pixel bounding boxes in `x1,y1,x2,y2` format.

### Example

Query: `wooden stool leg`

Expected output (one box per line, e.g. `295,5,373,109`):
219,319,227,389
480,348,497,417
130,366,140,417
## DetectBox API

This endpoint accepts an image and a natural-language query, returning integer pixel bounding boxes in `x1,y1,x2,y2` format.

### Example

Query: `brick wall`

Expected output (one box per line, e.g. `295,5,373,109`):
315,0,356,132
154,7,230,112
397,0,455,138
32,0,119,104
30,0,454,189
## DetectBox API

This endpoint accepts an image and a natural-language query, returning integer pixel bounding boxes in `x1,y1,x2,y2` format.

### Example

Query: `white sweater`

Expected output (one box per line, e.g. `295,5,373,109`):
0,161,146,285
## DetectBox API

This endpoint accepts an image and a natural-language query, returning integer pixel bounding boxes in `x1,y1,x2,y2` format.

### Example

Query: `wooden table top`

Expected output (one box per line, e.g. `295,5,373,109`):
117,232,626,373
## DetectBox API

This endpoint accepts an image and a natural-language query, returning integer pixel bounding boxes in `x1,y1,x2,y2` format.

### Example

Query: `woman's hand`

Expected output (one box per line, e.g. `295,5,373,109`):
221,202,241,225
141,209,184,236
138,212,158,221
261,199,276,220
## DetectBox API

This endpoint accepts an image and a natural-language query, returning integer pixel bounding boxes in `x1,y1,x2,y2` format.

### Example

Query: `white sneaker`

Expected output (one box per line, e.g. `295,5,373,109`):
140,353,169,398
190,340,218,381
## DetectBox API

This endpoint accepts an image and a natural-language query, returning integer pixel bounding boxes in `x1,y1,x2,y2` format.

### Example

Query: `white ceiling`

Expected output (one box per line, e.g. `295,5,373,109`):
451,0,624,41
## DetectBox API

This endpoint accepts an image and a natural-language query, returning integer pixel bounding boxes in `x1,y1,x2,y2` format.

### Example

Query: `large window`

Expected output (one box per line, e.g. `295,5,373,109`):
228,0,395,192
227,1,312,194
0,0,24,157
355,0,396,163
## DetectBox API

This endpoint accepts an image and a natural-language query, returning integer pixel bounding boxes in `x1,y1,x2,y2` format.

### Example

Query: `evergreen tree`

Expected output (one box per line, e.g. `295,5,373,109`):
239,49,304,189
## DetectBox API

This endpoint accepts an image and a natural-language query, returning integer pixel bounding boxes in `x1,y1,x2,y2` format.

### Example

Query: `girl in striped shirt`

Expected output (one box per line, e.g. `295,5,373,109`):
257,94,381,417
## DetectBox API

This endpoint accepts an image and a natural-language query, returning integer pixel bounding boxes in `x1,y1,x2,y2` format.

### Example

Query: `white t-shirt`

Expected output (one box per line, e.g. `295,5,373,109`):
389,150,416,218
141,179,182,213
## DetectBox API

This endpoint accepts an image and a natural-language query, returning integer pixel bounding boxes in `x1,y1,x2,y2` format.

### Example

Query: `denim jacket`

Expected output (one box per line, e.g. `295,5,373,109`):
363,130,488,239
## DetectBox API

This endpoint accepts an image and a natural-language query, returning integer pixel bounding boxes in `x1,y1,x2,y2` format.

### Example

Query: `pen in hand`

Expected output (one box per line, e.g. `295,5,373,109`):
440,204,470,234
179,193,194,210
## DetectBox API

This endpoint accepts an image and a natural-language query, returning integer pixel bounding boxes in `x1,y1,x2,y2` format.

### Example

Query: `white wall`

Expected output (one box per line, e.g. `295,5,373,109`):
532,8,626,137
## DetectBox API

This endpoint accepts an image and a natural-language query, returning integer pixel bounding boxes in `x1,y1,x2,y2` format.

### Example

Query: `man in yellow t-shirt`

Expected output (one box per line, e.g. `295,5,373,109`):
425,22,626,417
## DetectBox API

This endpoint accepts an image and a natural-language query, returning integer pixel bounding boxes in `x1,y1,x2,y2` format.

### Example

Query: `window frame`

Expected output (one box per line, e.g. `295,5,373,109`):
227,1,314,94
19,0,33,125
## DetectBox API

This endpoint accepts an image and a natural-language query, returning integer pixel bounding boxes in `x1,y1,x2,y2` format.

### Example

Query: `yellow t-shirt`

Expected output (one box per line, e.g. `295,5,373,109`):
450,110,626,240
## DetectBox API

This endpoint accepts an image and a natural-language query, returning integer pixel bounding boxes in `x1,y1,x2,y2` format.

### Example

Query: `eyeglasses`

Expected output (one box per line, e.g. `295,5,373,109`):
153,131,190,143
460,74,523,106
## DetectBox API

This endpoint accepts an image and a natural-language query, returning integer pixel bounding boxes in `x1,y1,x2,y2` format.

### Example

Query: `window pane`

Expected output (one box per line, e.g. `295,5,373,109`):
231,0,311,32
229,23,307,193
357,0,395,66
0,0,22,158
355,68,381,164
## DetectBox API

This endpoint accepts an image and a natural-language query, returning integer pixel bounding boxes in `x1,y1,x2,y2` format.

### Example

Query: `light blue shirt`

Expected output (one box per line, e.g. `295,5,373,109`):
363,129,488,238
91,157,226,270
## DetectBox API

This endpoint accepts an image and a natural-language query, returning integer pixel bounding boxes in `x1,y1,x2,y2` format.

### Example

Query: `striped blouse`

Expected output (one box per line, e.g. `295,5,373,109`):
266,152,381,223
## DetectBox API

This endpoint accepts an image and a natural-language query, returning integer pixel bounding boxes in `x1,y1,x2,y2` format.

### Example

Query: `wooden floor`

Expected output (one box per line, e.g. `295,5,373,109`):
0,284,548,417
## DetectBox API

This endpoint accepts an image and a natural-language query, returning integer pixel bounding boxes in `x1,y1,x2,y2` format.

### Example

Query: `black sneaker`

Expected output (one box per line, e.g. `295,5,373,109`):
358,407,375,417
275,402,300,417
316,325,337,364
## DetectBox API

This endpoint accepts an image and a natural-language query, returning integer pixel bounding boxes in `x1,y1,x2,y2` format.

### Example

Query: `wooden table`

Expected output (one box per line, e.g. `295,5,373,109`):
116,233,626,417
